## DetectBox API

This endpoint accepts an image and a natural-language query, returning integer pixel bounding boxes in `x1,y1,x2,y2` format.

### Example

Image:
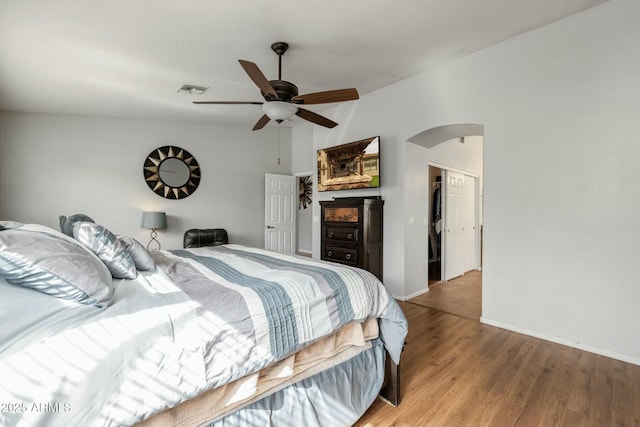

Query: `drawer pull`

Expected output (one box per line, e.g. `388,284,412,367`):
327,250,333,256
328,232,334,238
347,233,353,240
345,254,352,260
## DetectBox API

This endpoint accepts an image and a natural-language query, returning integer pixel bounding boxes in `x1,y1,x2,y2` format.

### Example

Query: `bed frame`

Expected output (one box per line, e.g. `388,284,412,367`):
381,351,401,406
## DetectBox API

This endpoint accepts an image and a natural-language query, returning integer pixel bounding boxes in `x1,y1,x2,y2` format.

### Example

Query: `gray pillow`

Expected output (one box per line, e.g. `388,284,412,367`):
73,222,137,280
0,224,113,308
59,214,95,237
118,236,156,271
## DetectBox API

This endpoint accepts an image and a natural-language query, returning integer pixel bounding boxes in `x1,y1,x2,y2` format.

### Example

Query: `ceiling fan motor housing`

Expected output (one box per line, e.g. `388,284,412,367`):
263,80,299,102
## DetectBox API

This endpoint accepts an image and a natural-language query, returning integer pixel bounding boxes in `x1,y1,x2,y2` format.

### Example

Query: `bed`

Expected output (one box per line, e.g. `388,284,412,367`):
0,221,407,427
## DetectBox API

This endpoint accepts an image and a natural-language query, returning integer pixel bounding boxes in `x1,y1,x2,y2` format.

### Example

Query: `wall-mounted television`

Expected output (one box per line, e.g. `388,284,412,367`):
317,136,380,192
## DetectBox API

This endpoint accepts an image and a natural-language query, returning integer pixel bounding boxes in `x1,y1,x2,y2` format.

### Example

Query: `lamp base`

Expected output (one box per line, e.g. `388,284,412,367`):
147,229,161,251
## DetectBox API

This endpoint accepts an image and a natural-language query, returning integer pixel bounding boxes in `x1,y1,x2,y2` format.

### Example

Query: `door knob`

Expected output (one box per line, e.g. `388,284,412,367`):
266,225,275,229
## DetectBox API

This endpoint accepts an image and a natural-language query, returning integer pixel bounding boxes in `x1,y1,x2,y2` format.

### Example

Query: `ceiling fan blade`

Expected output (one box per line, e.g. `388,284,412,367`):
292,88,359,105
295,108,338,128
239,60,278,98
193,101,263,105
252,114,271,131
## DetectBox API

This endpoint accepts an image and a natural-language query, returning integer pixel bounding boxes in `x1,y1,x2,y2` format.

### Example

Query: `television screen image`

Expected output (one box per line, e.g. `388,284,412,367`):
317,136,380,192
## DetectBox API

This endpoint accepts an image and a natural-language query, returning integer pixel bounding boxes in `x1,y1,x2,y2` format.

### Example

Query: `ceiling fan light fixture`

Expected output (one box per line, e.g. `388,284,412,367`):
262,101,298,121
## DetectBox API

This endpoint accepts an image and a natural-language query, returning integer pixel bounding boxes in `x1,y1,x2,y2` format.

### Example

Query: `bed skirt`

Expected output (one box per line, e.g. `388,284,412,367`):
208,338,385,427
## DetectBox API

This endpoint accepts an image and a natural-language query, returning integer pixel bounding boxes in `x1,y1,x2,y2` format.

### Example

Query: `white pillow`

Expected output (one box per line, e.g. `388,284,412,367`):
118,236,156,271
73,222,137,280
0,224,114,308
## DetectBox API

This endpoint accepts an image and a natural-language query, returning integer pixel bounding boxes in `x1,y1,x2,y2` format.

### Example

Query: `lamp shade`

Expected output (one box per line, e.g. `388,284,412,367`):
262,101,298,121
140,211,167,229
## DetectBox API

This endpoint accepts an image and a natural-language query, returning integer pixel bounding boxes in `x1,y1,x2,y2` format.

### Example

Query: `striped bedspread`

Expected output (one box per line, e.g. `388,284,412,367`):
0,244,407,427
153,244,407,390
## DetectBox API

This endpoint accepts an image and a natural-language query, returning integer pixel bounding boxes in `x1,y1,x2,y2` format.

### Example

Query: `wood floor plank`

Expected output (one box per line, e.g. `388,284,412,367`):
436,332,522,426
410,270,482,320
567,350,598,417
612,360,637,427
465,334,538,426
355,297,640,427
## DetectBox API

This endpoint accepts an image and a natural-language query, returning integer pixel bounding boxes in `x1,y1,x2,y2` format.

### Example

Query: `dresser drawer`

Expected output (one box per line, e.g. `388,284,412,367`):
323,246,358,265
325,227,359,242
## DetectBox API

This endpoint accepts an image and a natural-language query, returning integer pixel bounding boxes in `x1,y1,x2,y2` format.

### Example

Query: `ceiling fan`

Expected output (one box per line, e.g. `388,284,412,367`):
194,42,359,130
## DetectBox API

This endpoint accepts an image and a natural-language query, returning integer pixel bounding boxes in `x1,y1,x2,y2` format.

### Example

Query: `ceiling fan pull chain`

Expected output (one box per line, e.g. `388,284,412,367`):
277,123,281,165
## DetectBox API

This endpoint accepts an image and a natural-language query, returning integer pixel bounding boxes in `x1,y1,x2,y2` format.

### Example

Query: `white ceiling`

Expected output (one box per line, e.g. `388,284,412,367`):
0,0,608,128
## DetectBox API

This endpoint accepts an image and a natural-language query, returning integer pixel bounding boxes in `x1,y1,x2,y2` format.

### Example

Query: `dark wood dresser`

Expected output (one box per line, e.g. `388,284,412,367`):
320,197,383,280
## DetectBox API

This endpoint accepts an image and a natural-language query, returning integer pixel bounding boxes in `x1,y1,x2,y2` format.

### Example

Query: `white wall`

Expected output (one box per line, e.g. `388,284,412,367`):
291,124,313,175
422,135,483,192
292,103,405,298
0,112,292,249
297,186,313,254
291,125,314,253
292,0,640,363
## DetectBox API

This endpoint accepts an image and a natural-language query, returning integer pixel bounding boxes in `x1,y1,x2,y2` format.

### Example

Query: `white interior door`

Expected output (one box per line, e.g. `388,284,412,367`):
443,171,465,280
264,173,296,254
461,175,476,272
443,171,477,280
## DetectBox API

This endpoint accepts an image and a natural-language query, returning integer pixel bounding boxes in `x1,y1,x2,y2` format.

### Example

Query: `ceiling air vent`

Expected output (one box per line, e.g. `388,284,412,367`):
177,84,208,95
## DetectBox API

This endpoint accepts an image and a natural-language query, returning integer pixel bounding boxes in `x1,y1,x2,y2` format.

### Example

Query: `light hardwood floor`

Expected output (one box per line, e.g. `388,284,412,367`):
355,298,640,426
412,271,482,321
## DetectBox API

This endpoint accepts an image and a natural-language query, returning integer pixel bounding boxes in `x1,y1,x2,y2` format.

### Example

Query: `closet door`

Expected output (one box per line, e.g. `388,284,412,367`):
461,175,476,273
443,171,466,280
443,171,477,280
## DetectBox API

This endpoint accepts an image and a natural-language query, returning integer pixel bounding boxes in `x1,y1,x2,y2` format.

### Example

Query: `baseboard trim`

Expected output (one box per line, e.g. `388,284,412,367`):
481,317,640,366
396,287,429,302
296,249,312,257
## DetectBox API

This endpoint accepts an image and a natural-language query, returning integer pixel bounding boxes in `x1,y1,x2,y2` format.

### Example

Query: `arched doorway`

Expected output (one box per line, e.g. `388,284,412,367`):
406,124,484,320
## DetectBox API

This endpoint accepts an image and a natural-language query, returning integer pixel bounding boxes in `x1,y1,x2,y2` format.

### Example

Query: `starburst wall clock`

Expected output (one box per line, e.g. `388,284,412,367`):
143,146,201,199
299,175,312,209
